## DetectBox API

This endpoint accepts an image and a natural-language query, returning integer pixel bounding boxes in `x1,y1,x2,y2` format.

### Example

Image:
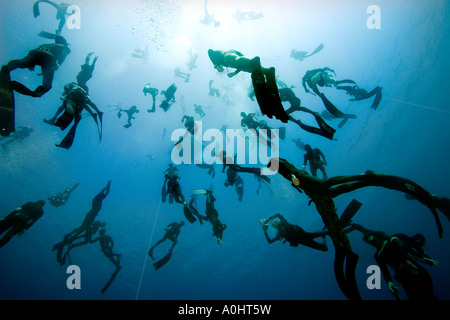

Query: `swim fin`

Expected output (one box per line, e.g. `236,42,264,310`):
251,59,272,119
333,244,348,299
154,251,172,271
320,93,356,119
371,87,382,110
54,111,74,131
38,31,57,40
191,189,208,196
33,1,41,18
432,195,450,221
264,67,290,123
308,43,324,57
70,183,80,192
56,115,81,150
338,118,349,128
183,204,198,223
344,251,361,300
339,199,363,228
101,266,121,294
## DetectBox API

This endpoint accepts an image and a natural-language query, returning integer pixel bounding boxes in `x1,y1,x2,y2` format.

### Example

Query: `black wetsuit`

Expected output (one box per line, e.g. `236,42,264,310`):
303,147,327,179
264,214,327,251
0,201,45,248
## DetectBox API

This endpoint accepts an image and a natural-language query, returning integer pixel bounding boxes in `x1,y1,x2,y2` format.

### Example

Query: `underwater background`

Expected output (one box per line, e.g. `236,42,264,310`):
0,0,449,300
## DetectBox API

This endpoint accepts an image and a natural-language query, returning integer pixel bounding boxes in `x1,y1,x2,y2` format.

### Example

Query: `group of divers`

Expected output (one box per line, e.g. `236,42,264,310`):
0,0,449,300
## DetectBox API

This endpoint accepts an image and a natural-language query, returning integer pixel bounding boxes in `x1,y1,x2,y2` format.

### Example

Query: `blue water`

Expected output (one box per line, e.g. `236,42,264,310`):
1,0,449,300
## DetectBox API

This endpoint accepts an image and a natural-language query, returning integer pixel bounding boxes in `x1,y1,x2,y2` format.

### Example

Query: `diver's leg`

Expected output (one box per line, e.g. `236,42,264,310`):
344,250,361,300
320,165,328,179
310,165,318,177
316,196,357,299
0,217,15,234
148,237,166,259
0,225,22,248
288,115,335,140
333,242,349,298
370,87,382,110
320,93,356,119
34,70,54,97
264,67,290,123
6,53,36,72
301,235,328,251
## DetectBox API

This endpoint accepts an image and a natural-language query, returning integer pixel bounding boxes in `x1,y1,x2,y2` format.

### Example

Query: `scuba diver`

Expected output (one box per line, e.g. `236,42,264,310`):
194,104,206,118
208,49,289,123
200,0,220,27
220,152,271,202
174,68,191,82
240,111,285,135
224,165,245,202
117,105,139,128
290,43,324,62
302,67,357,120
186,47,198,71
161,164,185,204
208,80,220,98
44,82,103,149
33,1,73,34
292,138,305,150
233,9,264,23
261,213,328,251
192,189,227,245
2,35,70,98
303,144,328,179
346,223,439,300
52,181,111,265
148,221,185,270
0,200,45,248
240,112,260,130
240,111,285,145
261,200,361,251
76,52,98,93
48,183,79,207
90,228,122,293
267,158,445,300
131,47,148,63
161,164,201,223
336,84,383,110
143,83,159,113
90,228,121,269
174,115,198,148
60,220,106,265
160,83,177,112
